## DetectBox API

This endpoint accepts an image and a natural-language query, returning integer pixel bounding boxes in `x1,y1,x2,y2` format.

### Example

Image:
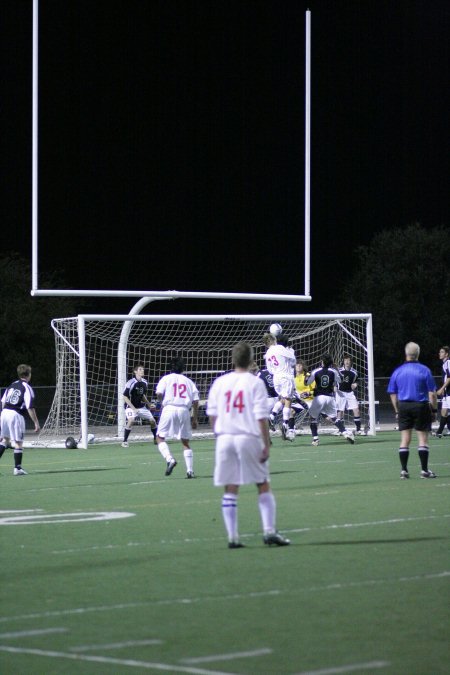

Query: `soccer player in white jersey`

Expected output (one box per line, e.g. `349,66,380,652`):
207,341,290,548
435,346,450,438
122,364,157,447
0,364,40,475
155,357,199,478
265,333,297,441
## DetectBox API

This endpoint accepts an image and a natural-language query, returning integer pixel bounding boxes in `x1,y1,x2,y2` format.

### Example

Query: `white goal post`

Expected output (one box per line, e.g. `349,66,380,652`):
38,314,375,448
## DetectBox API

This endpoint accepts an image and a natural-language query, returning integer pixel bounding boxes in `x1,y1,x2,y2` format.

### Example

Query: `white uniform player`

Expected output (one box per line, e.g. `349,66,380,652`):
155,358,199,478
265,338,296,440
207,341,290,548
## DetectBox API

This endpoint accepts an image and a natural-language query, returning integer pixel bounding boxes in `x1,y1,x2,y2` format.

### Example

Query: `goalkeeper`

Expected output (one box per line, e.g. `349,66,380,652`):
122,364,157,447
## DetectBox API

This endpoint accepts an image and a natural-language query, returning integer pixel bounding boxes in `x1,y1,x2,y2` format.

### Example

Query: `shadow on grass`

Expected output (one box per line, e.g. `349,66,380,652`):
34,467,129,474
304,536,447,545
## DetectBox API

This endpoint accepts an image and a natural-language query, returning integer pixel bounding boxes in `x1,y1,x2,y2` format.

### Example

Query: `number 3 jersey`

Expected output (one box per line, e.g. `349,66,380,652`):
156,373,199,408
207,371,268,436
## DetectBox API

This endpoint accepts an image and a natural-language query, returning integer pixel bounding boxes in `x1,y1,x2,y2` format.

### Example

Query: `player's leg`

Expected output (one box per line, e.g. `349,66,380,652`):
156,409,177,475
181,438,194,478
122,408,135,447
416,406,436,478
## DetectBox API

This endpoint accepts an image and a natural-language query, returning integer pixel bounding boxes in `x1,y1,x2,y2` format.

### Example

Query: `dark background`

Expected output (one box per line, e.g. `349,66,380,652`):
1,0,448,315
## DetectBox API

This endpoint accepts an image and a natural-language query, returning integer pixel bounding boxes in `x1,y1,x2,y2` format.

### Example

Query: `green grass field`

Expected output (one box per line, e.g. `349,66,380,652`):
1,432,449,674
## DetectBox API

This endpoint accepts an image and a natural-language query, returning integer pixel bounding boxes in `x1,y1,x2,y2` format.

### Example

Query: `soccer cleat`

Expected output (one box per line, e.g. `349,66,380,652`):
13,467,27,476
280,424,287,441
420,470,437,479
435,434,442,439
263,531,291,546
312,437,319,447
400,470,409,479
186,471,195,479
228,541,245,549
165,459,177,476
121,441,129,448
287,429,296,442
356,430,365,436
344,431,355,445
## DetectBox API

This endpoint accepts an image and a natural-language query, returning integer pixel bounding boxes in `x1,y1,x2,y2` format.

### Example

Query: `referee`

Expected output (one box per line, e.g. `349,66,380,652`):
387,342,437,479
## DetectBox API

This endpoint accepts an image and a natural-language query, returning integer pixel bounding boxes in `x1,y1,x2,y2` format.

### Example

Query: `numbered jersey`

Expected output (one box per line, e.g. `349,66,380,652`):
307,366,341,396
207,371,268,436
338,367,358,392
156,373,199,408
123,377,149,408
1,379,35,417
265,345,296,377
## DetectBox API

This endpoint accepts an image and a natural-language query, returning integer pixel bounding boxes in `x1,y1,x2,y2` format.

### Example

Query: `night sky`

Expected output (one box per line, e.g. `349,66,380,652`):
1,0,448,313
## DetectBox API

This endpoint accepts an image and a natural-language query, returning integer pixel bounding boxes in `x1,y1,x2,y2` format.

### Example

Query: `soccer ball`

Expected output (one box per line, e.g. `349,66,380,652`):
88,433,95,444
269,323,283,337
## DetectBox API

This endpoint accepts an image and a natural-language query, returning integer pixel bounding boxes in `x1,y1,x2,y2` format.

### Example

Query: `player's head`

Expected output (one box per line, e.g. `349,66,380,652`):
248,360,260,374
133,364,145,377
321,354,333,368
232,342,253,369
405,342,420,361
343,354,353,366
17,364,32,380
439,346,449,360
276,334,289,347
263,332,276,348
169,356,185,373
296,359,307,374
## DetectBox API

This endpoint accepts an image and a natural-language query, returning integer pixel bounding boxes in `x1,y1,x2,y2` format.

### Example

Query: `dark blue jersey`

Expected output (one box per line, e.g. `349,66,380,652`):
257,368,277,398
1,379,35,418
338,366,358,392
308,366,340,396
123,377,149,408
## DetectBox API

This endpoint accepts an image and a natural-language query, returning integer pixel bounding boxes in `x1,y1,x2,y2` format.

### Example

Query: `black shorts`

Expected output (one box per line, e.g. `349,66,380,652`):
398,401,432,432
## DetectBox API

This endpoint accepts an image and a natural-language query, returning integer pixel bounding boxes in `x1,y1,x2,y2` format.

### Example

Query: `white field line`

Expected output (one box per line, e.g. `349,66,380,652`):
70,639,163,652
294,660,390,675
50,512,450,554
0,571,448,625
0,645,235,675
0,628,68,639
180,648,272,663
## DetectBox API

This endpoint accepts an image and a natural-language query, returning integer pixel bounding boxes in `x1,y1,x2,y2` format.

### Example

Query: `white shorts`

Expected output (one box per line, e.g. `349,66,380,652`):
214,434,270,486
1,409,25,443
441,394,450,411
125,407,156,424
157,405,192,440
335,390,359,412
309,395,337,420
273,376,296,400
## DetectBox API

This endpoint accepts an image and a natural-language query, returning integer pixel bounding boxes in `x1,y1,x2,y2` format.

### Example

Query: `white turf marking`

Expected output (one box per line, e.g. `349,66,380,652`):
1,572,448,625
0,645,235,675
0,511,135,526
180,648,272,663
0,628,67,639
70,639,163,652
294,660,390,674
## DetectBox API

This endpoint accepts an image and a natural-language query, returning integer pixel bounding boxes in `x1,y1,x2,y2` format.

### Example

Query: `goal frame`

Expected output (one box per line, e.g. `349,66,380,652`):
40,313,375,448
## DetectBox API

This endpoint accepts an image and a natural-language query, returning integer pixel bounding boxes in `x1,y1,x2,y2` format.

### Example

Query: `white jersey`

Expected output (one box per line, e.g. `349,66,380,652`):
156,373,199,408
265,345,296,378
207,371,268,437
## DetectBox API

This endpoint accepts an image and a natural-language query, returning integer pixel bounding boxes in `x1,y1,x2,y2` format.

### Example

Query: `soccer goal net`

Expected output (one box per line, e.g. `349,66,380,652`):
38,314,375,447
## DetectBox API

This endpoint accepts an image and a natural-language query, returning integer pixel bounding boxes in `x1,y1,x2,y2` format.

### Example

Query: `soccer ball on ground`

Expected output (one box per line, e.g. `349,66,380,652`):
269,323,283,337
88,433,95,444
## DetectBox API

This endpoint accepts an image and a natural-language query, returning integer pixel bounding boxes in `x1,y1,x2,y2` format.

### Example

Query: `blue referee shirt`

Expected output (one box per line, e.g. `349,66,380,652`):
387,362,436,402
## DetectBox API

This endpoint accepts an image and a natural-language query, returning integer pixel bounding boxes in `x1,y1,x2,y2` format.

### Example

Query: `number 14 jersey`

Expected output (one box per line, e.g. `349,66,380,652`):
207,371,268,436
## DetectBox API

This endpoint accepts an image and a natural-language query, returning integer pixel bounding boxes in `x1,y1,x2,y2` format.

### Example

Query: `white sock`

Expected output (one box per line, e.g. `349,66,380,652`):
158,441,171,461
259,491,276,534
282,407,290,424
271,400,283,415
183,448,193,472
222,493,238,542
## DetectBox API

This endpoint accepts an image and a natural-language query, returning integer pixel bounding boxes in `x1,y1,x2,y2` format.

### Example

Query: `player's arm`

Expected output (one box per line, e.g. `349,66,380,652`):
191,399,199,429
437,376,450,396
28,407,40,433
258,418,270,463
123,394,136,411
142,394,152,408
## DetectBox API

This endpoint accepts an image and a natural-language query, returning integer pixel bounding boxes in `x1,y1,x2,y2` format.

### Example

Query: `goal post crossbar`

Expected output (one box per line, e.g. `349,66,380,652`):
40,313,375,448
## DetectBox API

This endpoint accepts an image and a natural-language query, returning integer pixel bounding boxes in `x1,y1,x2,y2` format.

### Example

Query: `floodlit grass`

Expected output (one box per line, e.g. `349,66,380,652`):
1,432,449,674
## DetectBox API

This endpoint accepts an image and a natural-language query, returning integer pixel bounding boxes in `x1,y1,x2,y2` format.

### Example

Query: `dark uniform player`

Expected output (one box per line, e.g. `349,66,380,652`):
122,365,156,447
307,354,354,446
337,355,362,433
257,367,278,431
0,364,40,475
